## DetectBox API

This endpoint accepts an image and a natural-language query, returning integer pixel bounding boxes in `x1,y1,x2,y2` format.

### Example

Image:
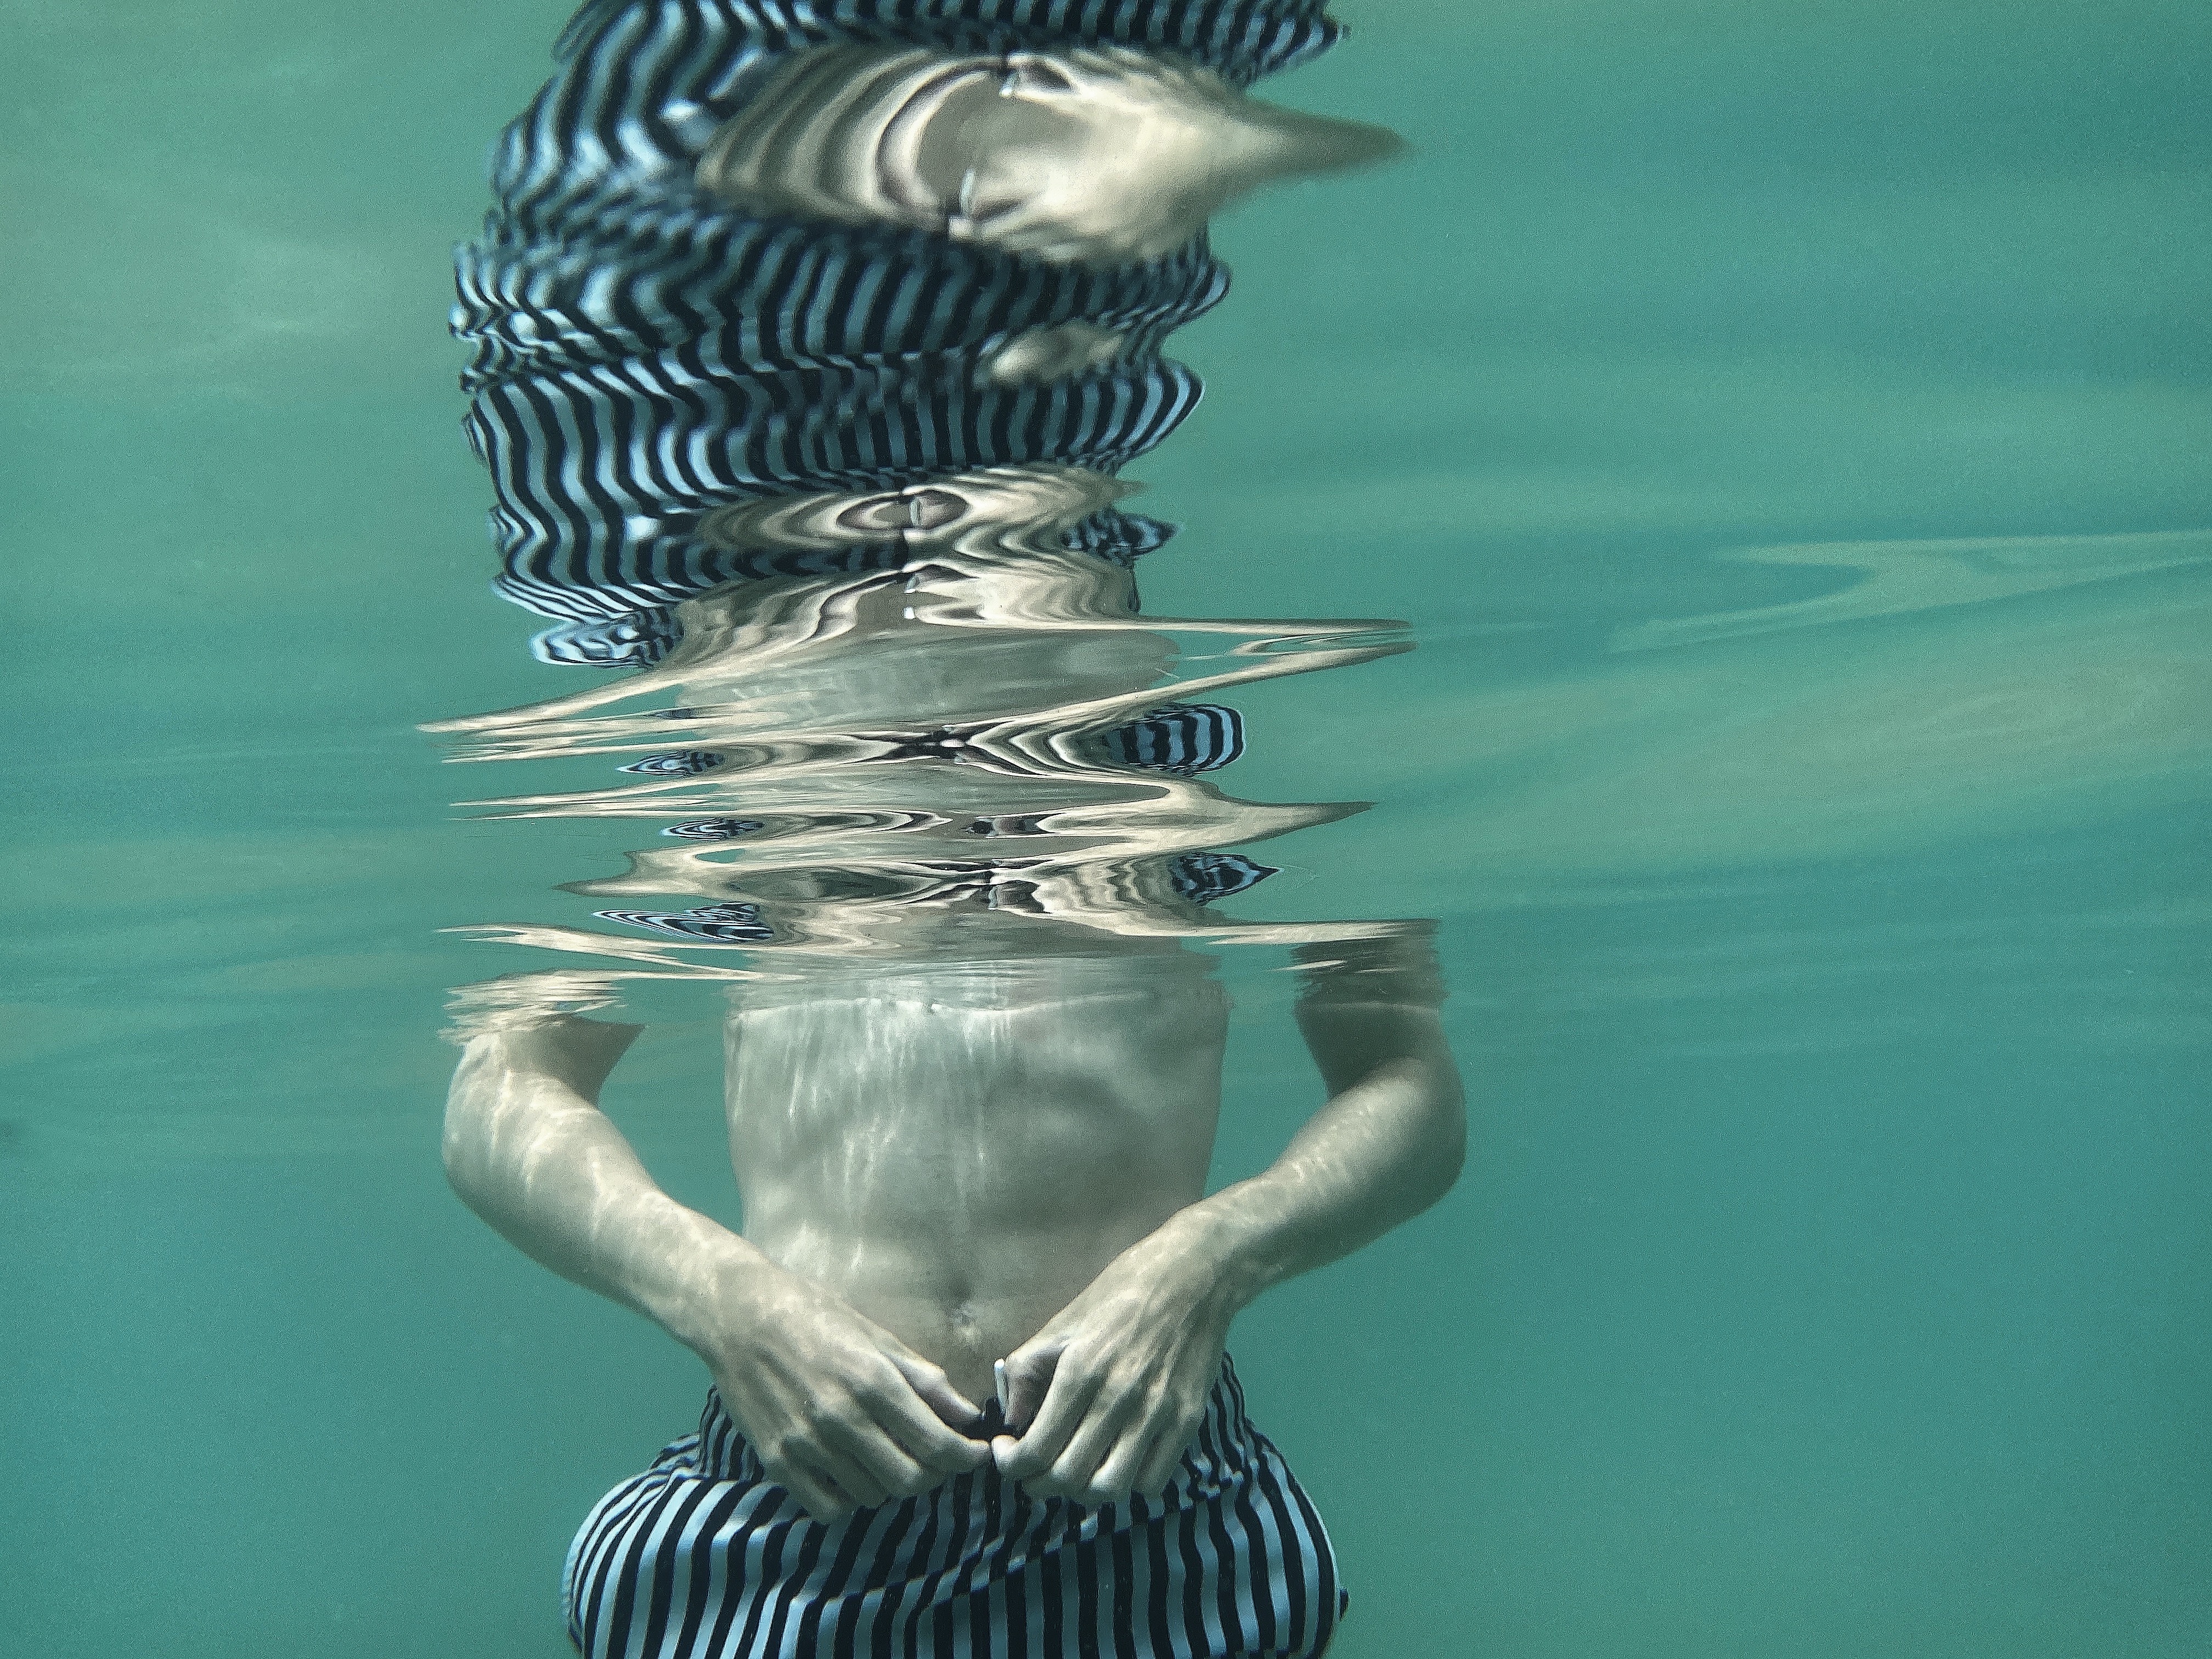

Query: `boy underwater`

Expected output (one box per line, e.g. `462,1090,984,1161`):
441,4,1454,1654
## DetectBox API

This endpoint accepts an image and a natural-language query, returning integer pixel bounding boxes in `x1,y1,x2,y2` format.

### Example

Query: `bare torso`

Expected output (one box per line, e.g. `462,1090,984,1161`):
724,947,1227,1400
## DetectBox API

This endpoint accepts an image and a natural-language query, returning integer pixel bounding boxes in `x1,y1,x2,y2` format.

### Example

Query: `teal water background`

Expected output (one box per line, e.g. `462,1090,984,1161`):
5,1,2209,1652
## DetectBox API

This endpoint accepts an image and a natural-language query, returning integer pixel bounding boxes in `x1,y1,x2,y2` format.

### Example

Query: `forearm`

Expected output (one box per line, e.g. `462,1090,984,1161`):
1159,1000,1451,1309
441,1022,766,1356
988,988,1464,1498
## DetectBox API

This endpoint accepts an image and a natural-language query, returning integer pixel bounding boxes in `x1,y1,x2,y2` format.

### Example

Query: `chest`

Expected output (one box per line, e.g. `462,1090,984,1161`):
722,978,1229,1156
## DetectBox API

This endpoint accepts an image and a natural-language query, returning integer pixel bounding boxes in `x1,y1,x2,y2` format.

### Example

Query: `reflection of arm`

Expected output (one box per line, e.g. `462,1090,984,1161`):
1191,932,1465,1297
441,1019,760,1355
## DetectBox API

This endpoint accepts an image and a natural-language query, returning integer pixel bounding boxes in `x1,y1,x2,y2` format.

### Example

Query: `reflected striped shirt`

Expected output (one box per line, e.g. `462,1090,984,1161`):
455,0,1343,642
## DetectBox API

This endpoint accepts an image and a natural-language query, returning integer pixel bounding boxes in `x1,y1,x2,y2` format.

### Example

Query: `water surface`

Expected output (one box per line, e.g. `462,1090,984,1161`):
5,1,2209,1653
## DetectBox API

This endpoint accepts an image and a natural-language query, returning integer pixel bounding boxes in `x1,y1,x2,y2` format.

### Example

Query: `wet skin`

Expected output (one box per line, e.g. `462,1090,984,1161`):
721,953,1230,1409
443,933,1461,1520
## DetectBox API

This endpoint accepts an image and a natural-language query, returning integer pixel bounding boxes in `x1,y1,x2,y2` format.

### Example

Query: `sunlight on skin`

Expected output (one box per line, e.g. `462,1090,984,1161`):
720,952,1229,1403
443,928,1460,1517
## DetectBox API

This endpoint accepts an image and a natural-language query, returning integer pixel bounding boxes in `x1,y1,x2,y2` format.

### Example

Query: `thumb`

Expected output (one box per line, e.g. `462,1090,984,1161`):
996,1337,1068,1434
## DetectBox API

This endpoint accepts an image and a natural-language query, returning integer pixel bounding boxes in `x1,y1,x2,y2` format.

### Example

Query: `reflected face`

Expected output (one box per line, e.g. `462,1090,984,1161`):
698,44,1400,267
915,51,1260,265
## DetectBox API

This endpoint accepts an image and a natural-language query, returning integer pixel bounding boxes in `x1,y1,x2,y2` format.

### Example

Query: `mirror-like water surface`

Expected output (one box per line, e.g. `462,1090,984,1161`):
6,1,2208,1655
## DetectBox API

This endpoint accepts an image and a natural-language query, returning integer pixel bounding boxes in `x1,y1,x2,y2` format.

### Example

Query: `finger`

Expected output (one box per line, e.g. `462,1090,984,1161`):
1087,1416,1160,1504
871,1372,991,1473
887,1353,986,1435
962,193,1048,239
1011,1376,1136,1498
987,223,1088,265
1132,1430,1187,1504
992,1360,1101,1482
880,1399,992,1475
995,1344,1087,1453
821,1410,933,1500
804,1442,893,1512
1126,1392,1204,1503
763,1458,851,1523
1042,1384,1146,1500
996,1341,1066,1434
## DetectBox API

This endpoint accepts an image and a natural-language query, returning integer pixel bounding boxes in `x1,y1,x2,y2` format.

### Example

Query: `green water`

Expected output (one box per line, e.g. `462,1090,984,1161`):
6,1,2209,1653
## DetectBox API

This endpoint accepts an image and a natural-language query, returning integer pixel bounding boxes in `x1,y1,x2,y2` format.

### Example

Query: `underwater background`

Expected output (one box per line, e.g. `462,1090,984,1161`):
5,0,2209,1652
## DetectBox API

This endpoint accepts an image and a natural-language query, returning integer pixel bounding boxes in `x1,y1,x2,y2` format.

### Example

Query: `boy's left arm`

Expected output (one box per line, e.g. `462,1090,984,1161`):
992,932,1464,1502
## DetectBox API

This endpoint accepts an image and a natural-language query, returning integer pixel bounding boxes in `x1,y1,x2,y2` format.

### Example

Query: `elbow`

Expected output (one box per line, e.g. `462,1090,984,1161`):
441,1099,488,1206
1419,1063,1469,1209
1356,1052,1468,1217
440,1050,503,1207
441,1101,522,1232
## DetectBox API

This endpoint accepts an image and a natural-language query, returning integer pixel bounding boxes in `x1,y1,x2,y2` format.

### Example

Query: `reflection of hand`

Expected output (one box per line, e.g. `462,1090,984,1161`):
697,1259,991,1520
989,1214,1242,1505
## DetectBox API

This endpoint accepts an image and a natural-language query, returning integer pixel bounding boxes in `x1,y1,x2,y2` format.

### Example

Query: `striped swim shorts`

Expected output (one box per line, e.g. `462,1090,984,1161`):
563,1356,1346,1657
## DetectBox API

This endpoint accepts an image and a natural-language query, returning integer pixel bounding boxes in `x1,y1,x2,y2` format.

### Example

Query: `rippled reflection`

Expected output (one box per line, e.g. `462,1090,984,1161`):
431,487,1415,1022
437,10,1420,1025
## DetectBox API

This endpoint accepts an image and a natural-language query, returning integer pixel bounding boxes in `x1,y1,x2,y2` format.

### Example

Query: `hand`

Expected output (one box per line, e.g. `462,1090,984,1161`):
696,1260,991,1521
990,1215,1244,1506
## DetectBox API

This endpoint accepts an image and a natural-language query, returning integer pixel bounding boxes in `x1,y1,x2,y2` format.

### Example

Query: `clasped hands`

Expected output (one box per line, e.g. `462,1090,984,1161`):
699,1220,1243,1522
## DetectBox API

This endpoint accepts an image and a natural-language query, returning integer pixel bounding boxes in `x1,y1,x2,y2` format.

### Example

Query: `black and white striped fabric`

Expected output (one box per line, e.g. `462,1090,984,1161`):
616,697,1244,789
594,901,777,940
619,749,729,775
1166,851,1277,905
529,499,1180,665
592,849,1275,940
1099,702,1246,775
456,0,1342,653
562,1355,1345,1658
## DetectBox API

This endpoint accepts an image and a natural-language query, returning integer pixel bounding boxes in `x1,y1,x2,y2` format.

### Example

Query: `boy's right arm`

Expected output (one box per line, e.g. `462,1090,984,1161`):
442,1018,988,1516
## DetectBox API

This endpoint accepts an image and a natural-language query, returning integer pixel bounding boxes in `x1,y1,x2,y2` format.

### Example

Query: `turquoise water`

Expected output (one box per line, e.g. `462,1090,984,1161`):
7,1,2209,1654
